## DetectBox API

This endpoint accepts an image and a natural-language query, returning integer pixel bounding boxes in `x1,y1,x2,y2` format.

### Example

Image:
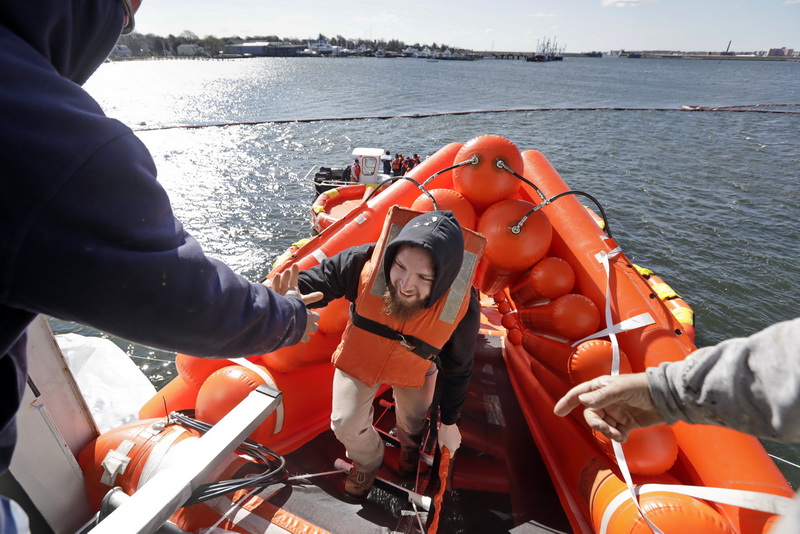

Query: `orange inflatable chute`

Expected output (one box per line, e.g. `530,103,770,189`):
521,330,574,375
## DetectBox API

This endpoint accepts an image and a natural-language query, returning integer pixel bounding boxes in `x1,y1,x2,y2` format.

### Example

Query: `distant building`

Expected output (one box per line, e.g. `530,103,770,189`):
177,44,208,57
108,44,131,58
302,39,349,56
767,48,794,57
224,41,303,57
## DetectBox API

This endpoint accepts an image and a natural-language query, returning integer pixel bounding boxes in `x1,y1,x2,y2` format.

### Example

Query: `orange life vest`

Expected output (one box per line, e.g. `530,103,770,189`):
332,206,485,388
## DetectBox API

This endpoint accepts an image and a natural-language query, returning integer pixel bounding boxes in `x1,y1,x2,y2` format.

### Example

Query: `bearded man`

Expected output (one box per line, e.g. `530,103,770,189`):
298,208,484,498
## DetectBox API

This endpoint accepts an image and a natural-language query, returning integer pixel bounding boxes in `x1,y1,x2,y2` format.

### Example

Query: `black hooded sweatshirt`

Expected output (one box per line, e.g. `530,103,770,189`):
0,0,309,479
298,210,479,424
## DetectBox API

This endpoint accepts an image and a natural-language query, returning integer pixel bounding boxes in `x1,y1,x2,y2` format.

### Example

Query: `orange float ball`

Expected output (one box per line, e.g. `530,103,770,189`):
477,199,553,272
507,328,523,345
568,339,632,385
410,189,477,230
453,135,523,211
518,293,600,341
510,256,575,306
500,313,518,330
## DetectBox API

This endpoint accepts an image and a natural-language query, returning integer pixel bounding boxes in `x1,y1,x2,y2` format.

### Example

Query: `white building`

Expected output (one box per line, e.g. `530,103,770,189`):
176,44,207,56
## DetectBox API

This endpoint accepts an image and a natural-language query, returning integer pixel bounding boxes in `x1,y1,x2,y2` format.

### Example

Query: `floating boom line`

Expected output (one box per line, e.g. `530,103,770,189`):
133,103,800,132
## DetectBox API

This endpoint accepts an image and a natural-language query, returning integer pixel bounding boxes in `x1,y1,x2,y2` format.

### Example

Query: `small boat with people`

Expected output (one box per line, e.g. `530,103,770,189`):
311,147,392,196
9,135,794,534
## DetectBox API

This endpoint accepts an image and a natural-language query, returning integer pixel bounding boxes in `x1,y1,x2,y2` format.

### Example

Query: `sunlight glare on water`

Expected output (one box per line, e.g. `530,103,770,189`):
78,58,798,432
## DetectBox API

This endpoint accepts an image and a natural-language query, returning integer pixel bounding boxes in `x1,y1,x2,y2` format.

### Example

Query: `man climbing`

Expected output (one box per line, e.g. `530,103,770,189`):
297,208,485,498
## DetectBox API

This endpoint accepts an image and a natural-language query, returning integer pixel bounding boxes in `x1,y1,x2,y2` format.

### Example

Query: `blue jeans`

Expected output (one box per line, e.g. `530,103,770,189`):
0,497,30,534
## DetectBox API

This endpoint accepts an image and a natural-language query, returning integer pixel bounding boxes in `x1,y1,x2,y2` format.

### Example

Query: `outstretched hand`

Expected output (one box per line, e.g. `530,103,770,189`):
264,264,323,343
553,373,664,443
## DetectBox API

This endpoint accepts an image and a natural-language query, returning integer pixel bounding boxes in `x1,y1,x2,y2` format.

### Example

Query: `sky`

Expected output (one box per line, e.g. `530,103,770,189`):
133,0,800,53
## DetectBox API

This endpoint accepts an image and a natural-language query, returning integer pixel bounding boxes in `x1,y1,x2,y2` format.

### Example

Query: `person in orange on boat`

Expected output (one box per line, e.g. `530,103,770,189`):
351,158,361,182
392,154,404,176
554,317,800,533
297,210,479,499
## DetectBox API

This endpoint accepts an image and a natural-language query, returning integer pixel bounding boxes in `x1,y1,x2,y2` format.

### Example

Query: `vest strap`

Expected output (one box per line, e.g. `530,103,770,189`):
351,310,441,361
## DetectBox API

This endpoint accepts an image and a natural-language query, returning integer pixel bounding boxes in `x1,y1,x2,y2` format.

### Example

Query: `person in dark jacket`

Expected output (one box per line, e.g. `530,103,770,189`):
0,1,320,528
298,210,480,498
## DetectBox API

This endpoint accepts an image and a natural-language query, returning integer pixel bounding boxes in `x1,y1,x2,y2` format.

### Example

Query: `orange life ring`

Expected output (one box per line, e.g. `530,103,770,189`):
311,183,380,233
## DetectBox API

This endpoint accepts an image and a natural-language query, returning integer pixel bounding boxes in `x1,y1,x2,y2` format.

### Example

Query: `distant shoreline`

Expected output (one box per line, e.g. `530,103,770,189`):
576,53,799,62
107,53,800,63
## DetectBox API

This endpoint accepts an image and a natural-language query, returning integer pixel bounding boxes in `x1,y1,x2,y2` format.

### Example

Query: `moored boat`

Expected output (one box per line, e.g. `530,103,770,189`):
10,136,794,533
312,147,392,196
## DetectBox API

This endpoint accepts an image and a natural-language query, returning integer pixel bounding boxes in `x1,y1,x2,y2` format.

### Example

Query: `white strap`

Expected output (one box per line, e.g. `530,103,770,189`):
229,358,284,434
572,312,655,347
600,483,794,534
596,247,664,533
311,249,328,264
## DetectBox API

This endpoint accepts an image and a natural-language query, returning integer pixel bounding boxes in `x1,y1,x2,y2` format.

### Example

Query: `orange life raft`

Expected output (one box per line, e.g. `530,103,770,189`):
82,135,792,533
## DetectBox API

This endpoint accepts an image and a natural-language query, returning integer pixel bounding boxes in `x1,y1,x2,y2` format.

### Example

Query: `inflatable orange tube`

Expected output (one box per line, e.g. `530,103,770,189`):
194,362,334,455
504,339,729,533
512,148,791,532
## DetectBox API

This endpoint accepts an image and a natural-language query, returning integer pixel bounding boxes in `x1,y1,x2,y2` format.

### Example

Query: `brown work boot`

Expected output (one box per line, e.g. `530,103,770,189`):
344,465,379,499
398,448,420,477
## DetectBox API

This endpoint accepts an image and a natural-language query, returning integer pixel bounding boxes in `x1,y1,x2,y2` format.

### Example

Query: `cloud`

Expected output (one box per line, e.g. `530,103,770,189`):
601,0,648,6
783,0,800,4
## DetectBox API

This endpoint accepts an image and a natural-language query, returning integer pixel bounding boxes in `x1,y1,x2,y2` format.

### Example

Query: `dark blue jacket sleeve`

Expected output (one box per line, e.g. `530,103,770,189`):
297,244,373,306
5,133,308,358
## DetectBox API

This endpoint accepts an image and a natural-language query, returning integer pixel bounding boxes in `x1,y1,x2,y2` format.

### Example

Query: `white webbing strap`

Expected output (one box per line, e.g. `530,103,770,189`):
572,312,655,347
311,249,328,264
596,246,664,534
229,358,284,434
600,483,794,534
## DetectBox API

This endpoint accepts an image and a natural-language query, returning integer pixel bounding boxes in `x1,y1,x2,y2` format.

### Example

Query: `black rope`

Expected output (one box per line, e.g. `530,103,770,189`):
132,104,800,132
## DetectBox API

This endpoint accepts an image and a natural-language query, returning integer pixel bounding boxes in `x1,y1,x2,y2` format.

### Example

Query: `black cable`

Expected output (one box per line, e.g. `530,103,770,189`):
168,411,288,506
494,160,614,238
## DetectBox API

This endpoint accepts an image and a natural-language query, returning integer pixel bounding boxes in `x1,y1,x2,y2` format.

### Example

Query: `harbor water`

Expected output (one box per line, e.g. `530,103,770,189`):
60,55,799,482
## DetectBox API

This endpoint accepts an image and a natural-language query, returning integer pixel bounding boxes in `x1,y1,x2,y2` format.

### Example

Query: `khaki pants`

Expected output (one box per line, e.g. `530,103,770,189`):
331,364,438,471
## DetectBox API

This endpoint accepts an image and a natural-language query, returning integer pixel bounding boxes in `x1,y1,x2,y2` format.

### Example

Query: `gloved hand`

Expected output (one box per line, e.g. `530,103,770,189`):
438,423,462,457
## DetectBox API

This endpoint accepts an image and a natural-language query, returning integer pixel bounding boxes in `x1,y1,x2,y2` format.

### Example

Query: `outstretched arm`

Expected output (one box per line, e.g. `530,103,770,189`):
553,373,664,442
265,264,322,342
